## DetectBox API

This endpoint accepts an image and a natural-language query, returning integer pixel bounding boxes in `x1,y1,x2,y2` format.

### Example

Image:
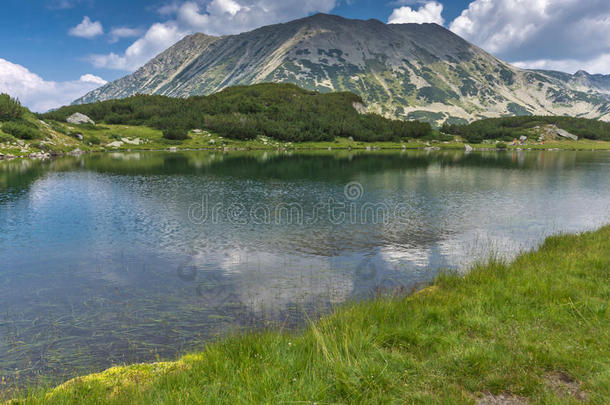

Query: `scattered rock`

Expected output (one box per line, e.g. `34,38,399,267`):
352,102,367,114
106,141,124,148
74,133,84,140
192,129,202,134
555,128,578,141
477,393,527,405
538,124,579,141
121,137,140,145
27,152,51,159
465,144,473,152
347,136,354,142
169,147,177,152
68,148,84,155
67,113,95,125
544,372,586,401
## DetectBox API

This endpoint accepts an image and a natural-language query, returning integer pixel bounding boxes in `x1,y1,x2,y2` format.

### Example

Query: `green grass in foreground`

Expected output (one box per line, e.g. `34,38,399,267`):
9,227,610,404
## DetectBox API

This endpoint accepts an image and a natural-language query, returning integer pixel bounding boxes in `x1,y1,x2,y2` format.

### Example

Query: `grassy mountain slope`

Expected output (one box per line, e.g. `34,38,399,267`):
47,83,433,142
75,14,610,125
0,95,84,158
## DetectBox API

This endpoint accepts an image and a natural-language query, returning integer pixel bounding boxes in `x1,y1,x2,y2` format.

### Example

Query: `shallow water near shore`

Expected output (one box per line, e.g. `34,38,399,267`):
1,149,609,388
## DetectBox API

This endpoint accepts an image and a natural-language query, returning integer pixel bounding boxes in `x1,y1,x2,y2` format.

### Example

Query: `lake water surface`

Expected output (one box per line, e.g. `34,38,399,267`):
1,150,609,386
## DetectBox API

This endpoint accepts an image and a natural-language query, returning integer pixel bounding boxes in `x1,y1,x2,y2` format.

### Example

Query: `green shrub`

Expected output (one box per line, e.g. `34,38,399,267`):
496,142,508,149
1,121,40,140
162,127,189,140
88,135,101,145
0,132,15,143
204,114,259,140
48,121,67,134
420,132,453,142
77,123,108,131
0,94,24,121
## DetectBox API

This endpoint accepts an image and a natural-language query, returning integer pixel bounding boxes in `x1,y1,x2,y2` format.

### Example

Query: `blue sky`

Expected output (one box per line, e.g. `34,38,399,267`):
1,0,610,111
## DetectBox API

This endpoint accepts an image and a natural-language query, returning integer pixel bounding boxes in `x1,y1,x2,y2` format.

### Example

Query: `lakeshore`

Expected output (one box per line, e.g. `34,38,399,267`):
2,122,610,161
7,225,609,404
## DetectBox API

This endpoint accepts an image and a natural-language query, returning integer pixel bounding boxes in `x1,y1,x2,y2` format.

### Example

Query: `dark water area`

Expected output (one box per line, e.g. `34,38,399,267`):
1,150,609,387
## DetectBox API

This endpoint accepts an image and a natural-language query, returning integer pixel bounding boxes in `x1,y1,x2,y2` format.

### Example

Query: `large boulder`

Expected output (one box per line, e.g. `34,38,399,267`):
106,141,124,148
67,113,95,125
555,128,578,141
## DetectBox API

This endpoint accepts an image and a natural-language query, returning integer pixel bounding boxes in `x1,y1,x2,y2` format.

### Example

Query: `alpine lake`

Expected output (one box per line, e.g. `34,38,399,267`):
1,149,609,388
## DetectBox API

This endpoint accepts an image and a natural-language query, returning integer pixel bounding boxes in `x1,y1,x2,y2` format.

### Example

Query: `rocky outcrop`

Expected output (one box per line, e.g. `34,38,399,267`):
537,125,579,141
67,113,95,125
555,128,578,141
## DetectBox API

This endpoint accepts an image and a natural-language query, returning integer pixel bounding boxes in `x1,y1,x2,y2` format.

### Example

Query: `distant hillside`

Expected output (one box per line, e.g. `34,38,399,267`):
47,83,432,142
442,115,610,143
75,14,610,125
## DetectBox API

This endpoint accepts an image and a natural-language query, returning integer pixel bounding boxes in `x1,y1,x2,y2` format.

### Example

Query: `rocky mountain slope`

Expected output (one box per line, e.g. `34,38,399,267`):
75,14,610,125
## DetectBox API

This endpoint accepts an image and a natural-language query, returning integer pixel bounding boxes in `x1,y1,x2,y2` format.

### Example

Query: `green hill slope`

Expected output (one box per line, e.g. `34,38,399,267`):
46,83,432,142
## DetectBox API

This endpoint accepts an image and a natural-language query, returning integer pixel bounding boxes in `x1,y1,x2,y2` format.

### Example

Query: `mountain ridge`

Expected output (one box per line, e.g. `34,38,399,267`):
75,13,610,125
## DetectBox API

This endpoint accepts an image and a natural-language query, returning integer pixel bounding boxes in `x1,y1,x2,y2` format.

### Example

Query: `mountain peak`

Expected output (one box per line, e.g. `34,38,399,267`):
74,14,610,124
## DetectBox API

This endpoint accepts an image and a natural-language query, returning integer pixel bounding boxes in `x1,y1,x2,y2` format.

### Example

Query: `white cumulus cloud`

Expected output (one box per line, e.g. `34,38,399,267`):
90,22,185,71
513,54,610,75
89,0,338,72
388,1,444,25
109,27,143,43
449,0,610,74
69,16,104,38
79,73,108,85
0,58,107,112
